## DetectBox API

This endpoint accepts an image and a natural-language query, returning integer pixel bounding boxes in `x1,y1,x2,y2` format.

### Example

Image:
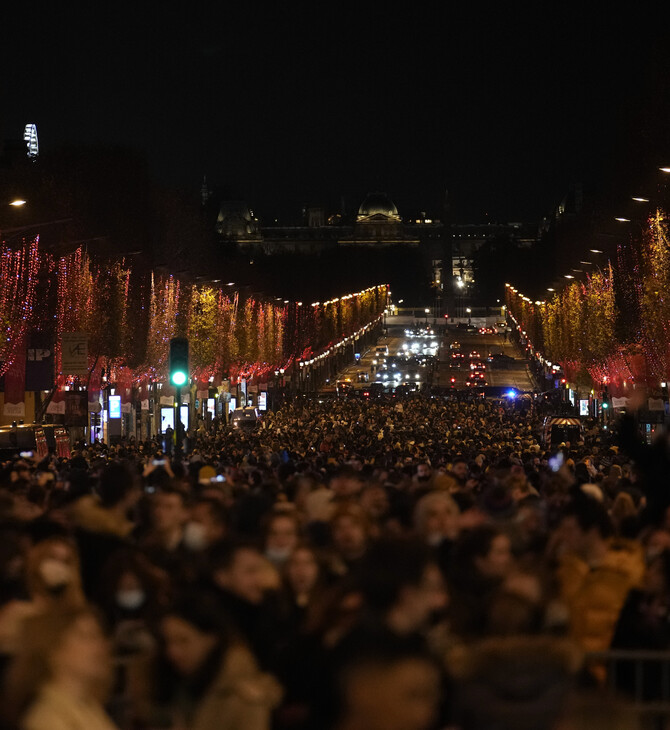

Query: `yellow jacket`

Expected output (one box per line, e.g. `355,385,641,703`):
556,539,645,655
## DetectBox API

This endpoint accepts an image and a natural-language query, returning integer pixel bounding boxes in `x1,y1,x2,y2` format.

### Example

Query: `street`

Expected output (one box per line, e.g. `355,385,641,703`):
326,324,535,395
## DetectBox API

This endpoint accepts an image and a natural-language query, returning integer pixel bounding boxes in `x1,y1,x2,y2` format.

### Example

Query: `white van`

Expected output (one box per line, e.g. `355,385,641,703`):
374,345,389,357
231,407,261,429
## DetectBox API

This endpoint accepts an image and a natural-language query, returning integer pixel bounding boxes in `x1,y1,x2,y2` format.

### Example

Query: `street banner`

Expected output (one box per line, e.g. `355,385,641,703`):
46,376,66,415
61,333,89,376
54,426,71,458
4,335,26,417
160,395,174,406
121,402,132,414
141,399,149,411
612,396,630,409
34,427,48,459
648,398,665,412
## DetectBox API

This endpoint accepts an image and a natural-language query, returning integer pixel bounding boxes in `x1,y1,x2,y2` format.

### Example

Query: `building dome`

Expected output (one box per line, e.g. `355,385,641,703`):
358,192,399,219
216,201,261,239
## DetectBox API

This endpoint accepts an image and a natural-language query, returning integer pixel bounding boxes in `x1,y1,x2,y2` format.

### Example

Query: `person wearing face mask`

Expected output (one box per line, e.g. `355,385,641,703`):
184,497,228,553
0,536,86,657
97,550,168,657
263,512,301,568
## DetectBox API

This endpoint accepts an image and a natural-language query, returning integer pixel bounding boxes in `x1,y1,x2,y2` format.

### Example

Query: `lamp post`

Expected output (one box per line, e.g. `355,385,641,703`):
466,307,471,326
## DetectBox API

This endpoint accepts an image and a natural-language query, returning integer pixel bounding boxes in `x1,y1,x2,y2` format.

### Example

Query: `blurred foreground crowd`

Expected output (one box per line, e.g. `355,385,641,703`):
1,395,670,730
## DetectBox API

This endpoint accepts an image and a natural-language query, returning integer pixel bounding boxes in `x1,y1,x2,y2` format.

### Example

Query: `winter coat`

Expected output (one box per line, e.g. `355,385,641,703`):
22,682,119,730
556,539,645,655
445,635,582,730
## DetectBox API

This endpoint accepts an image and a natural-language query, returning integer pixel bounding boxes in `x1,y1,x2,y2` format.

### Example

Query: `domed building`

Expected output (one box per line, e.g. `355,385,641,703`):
216,201,261,241
356,192,401,221
348,191,406,242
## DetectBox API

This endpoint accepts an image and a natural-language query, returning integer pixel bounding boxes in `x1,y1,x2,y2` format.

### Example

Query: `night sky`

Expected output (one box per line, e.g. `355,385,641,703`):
3,5,667,224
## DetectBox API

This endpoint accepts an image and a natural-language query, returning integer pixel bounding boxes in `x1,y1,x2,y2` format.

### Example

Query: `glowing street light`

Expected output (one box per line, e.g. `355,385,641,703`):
9,199,26,207
615,217,631,222
632,197,649,202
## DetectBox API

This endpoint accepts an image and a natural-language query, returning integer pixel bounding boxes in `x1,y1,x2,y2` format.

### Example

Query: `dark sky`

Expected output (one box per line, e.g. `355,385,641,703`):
2,4,667,223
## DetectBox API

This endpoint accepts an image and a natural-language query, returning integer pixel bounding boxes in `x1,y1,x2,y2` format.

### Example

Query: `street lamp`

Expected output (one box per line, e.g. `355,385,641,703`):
9,199,26,207
466,307,471,325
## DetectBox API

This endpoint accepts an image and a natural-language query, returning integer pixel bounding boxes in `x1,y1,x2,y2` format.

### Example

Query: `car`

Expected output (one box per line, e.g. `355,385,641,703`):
469,350,481,359
450,341,462,351
487,353,515,369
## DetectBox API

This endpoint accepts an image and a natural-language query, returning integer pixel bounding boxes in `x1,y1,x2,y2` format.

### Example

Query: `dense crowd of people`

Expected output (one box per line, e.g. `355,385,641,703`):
0,392,669,730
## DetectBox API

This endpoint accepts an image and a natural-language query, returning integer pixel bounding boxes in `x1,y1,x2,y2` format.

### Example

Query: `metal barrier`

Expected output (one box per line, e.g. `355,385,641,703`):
586,650,670,728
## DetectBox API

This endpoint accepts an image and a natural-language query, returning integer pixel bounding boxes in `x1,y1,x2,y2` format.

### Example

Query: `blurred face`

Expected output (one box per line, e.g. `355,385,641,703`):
330,475,362,498
162,616,217,676
360,486,389,520
50,614,110,685
416,464,431,481
647,530,670,561
153,493,188,533
475,534,513,579
286,547,320,595
422,498,459,541
343,659,440,730
556,515,587,556
215,548,266,604
451,461,468,480
266,516,299,552
332,515,367,560
399,564,448,631
191,502,225,545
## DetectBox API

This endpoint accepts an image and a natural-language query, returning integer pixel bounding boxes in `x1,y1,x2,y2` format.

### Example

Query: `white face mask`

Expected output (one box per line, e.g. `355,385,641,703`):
426,532,444,547
265,546,292,565
39,559,72,590
116,589,146,611
183,521,208,551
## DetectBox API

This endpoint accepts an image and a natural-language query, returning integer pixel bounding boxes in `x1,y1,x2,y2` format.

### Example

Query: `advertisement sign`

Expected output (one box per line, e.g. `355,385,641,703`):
60,333,89,376
54,426,71,458
258,392,267,411
26,331,54,391
34,427,49,459
109,395,121,419
64,391,88,427
579,399,589,417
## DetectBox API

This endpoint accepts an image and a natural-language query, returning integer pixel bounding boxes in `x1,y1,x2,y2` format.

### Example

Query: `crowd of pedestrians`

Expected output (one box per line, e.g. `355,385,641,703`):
0,392,669,730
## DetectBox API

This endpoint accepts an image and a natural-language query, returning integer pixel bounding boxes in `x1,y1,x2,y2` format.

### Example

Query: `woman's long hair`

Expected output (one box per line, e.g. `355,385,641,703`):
2,606,110,726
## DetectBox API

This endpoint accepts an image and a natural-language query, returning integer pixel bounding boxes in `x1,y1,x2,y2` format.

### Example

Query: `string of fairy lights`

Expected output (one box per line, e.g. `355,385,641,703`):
505,207,670,394
0,236,388,392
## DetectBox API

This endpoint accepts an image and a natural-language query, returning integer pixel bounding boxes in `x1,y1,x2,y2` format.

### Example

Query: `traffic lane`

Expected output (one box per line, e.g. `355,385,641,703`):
439,331,534,391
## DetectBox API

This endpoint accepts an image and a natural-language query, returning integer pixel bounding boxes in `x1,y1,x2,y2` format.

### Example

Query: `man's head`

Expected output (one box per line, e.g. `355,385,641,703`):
450,458,469,482
152,487,189,534
415,463,432,482
334,636,441,730
557,494,613,558
209,541,267,605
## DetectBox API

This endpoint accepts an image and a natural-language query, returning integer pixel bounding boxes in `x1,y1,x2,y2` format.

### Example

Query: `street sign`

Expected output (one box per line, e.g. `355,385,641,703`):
61,333,89,376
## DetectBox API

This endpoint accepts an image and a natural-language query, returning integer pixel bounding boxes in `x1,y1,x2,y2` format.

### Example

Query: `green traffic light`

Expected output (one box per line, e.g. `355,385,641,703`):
172,371,187,386
602,402,609,410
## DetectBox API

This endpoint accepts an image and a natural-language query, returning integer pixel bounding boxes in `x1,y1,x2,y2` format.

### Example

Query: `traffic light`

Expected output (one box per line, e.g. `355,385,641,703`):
169,338,189,387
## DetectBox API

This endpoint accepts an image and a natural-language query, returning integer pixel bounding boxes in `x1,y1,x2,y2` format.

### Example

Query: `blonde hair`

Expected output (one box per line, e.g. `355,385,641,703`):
3,606,110,725
413,491,460,534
